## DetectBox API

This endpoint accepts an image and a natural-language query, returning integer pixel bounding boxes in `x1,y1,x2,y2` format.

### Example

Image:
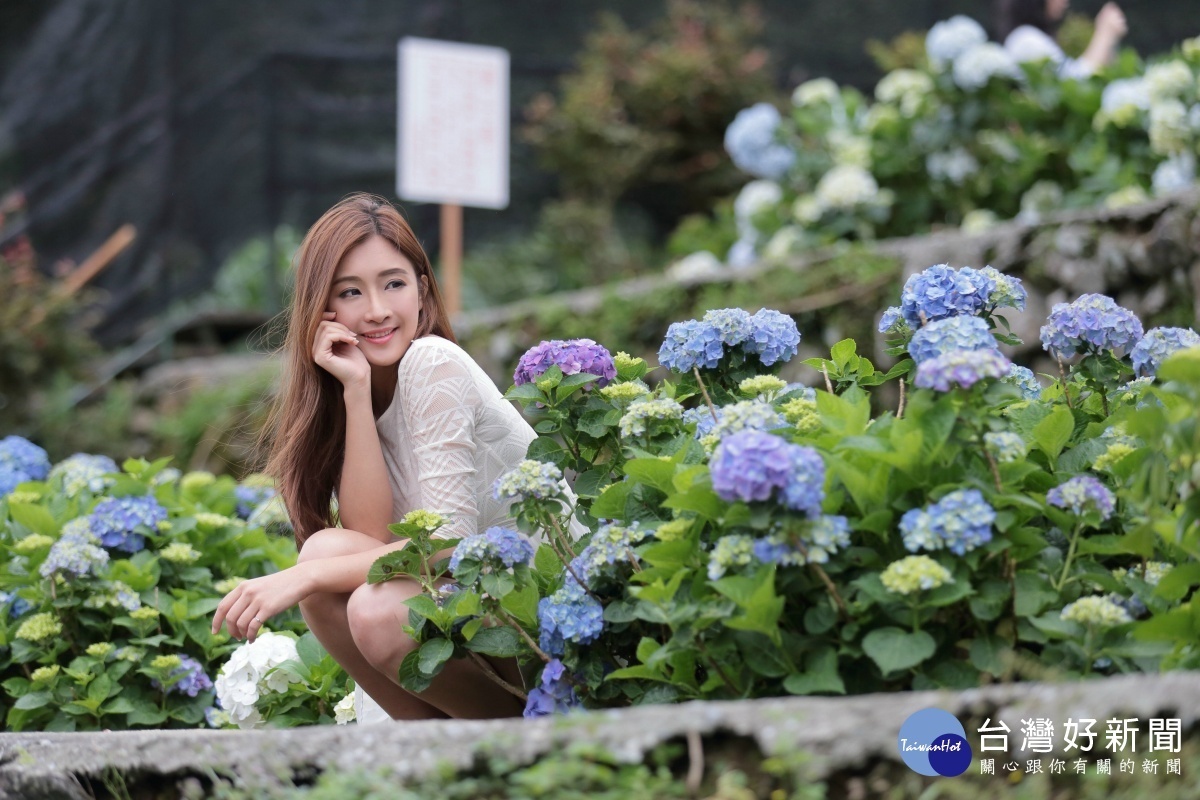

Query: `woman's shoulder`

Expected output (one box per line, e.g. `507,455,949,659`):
398,335,480,377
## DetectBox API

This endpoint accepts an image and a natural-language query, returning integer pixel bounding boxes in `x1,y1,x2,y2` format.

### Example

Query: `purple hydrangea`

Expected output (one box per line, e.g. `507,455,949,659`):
900,489,996,556
1004,364,1042,400
537,579,604,657
724,103,796,180
523,658,580,718
741,309,801,366
900,265,997,327
514,339,616,388
710,430,825,515
907,315,998,364
234,485,275,520
1040,294,1144,358
448,526,535,573
1130,327,1200,377
658,319,726,372
1047,476,1115,520
153,655,214,697
915,349,1012,391
88,495,168,553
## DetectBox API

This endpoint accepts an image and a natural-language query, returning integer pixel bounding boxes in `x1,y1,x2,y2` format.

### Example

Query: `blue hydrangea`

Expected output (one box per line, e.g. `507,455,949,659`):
1047,476,1115,520
1130,326,1200,377
915,349,1012,391
0,467,24,496
1003,364,1042,400
88,496,168,553
1040,294,1144,358
153,654,213,697
448,526,535,573
724,103,796,180
710,400,786,440
708,534,756,580
0,591,32,618
658,319,725,372
523,658,580,718
576,523,647,576
878,306,904,334
48,453,119,498
537,579,604,657
782,445,826,517
900,265,996,327
984,432,1027,463
683,407,721,438
493,460,564,502
978,267,1028,312
907,315,998,364
752,515,851,567
234,485,276,520
702,308,754,346
900,489,996,555
0,436,51,483
741,309,801,366
39,518,109,578
710,431,825,515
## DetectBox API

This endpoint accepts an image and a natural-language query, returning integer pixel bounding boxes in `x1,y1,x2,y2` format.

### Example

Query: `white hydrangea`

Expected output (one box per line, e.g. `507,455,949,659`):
926,148,979,185
792,77,839,107
1149,100,1191,155
952,43,1020,91
875,69,933,117
1152,152,1196,196
961,209,998,233
733,179,783,241
792,195,823,224
334,692,356,725
763,226,804,262
815,164,880,210
1099,78,1150,127
1104,185,1151,210
1018,180,1064,223
925,15,987,71
667,251,724,282
1145,60,1194,102
213,632,303,729
829,132,871,168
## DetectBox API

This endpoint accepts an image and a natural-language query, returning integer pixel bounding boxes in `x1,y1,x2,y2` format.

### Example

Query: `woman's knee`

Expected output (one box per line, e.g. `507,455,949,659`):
346,583,418,668
297,527,376,564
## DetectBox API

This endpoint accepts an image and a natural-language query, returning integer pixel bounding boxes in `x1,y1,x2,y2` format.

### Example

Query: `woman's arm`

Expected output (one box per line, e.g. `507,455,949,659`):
1078,2,1127,74
337,382,397,542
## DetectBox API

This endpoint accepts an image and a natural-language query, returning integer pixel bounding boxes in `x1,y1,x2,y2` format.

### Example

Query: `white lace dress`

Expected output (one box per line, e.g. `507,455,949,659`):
353,334,585,724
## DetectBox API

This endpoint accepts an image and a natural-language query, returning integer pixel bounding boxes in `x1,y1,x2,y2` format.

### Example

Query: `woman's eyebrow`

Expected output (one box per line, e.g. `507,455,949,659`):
332,267,412,287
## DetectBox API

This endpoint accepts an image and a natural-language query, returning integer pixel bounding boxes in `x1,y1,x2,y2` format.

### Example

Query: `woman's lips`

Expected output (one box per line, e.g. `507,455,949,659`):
360,328,396,345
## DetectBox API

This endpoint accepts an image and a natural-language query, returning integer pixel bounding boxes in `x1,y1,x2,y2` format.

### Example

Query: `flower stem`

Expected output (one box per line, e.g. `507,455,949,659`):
692,367,719,424
897,377,907,419
793,539,849,621
983,448,1003,492
822,364,834,394
1055,523,1082,593
465,650,528,701
695,637,739,695
493,606,553,665
1057,356,1074,410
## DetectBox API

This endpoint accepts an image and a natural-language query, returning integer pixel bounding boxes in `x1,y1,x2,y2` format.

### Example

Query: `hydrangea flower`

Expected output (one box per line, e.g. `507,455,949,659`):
493,460,564,502
709,431,825,516
658,319,726,372
1060,596,1132,628
48,453,118,498
984,432,1026,464
181,471,216,493
1047,476,1115,520
15,612,62,642
599,380,650,404
214,632,304,729
234,484,276,520
160,542,201,563
683,406,721,438
907,315,998,364
89,495,168,553
814,165,881,210
739,375,788,397
1003,364,1042,401
925,15,987,70
523,658,580,718
752,515,851,568
1112,561,1173,587
399,509,449,532
703,308,754,346
0,435,50,480
926,148,979,185
39,518,108,578
952,43,1020,91
574,523,647,579
1149,99,1191,155
915,349,1012,391
0,591,32,618
880,555,954,595
334,693,356,725
875,69,933,117
1130,327,1200,377
87,642,115,658
537,579,604,657
618,397,685,438
1099,78,1149,126
513,339,616,388
792,77,839,107
1152,152,1196,196
448,527,535,573
724,103,796,180
900,489,996,555
733,181,782,241
707,534,756,580
781,397,821,434
710,400,786,440
741,309,801,366
153,654,213,697
1145,60,1193,102
899,264,996,327
878,306,904,334
977,267,1027,312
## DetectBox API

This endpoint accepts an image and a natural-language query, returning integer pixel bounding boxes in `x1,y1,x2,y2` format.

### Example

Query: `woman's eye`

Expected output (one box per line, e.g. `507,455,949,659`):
387,280,406,290
338,287,361,299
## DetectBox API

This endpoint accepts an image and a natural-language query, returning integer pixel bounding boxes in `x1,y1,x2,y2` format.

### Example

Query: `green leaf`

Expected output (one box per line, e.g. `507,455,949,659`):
461,618,484,641
1014,571,1058,617
625,458,677,494
505,383,547,403
783,646,845,695
296,632,326,669
1033,405,1074,465
480,571,515,599
8,503,58,537
969,633,1009,676
367,549,422,584
1157,347,1200,384
127,707,169,726
830,338,858,370
101,697,137,715
87,675,113,704
662,487,724,520
398,650,433,694
572,467,611,499
1156,563,1200,602
417,638,455,676
500,584,539,627
591,480,634,519
861,627,937,674
13,691,52,710
463,626,523,658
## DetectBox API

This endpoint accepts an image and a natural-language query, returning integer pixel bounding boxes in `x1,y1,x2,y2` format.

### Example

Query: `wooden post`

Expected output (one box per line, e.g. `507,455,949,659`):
440,203,463,316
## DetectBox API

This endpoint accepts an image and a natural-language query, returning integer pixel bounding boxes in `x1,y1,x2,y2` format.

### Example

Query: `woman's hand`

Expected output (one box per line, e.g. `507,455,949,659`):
312,311,370,389
1095,3,1127,44
212,566,312,643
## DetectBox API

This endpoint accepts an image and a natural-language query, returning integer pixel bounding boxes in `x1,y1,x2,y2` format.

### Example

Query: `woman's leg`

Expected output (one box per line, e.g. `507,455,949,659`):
296,529,447,720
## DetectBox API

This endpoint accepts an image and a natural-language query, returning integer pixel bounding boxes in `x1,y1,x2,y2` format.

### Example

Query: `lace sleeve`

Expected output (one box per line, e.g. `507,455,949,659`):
398,341,482,540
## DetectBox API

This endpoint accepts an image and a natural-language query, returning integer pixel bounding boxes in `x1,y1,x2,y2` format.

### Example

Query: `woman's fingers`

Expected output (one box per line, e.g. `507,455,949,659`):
238,607,267,643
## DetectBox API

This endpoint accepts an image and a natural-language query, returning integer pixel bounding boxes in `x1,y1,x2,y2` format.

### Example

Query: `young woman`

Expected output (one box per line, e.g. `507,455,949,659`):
999,0,1127,78
212,193,566,720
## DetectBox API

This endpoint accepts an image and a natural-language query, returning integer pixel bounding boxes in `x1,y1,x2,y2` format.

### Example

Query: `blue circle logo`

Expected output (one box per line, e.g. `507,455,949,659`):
898,708,972,777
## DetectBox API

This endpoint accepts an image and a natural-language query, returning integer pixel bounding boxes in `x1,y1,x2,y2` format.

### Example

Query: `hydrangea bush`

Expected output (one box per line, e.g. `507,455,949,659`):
0,456,351,730
691,16,1200,268
372,267,1200,719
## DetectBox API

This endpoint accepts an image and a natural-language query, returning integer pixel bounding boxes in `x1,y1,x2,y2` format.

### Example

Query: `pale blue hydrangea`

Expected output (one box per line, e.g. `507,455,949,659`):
523,658,580,718
1130,326,1200,377
234,485,276,520
878,306,904,334
683,407,720,438
0,467,24,495
782,446,827,517
984,432,1026,463
574,523,648,580
952,43,1020,91
1060,596,1131,627
493,460,563,502
1047,476,1115,520
0,436,51,482
48,454,119,498
448,527,535,573
907,315,998,364
1152,152,1196,195
537,579,604,656
702,308,754,346
153,654,213,697
658,319,725,372
618,397,685,438
39,518,108,578
900,489,996,555
708,534,756,580
112,581,143,612
724,103,796,180
915,349,1012,391
752,515,850,567
926,148,979,185
1040,294,1144,358
900,264,996,327
89,496,167,553
0,591,32,618
710,400,786,440
710,431,825,515
741,309,801,366
925,15,987,70
978,267,1028,312
1003,364,1042,400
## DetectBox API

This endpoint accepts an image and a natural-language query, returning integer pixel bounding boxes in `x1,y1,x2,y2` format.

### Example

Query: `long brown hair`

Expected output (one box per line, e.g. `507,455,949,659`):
260,193,455,547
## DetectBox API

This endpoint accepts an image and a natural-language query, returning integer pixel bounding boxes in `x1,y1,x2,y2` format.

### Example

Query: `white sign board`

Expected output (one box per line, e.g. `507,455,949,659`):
397,38,510,209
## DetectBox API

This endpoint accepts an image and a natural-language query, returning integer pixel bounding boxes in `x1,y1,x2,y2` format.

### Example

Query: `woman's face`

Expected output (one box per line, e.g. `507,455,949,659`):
1046,0,1069,21
326,234,423,371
